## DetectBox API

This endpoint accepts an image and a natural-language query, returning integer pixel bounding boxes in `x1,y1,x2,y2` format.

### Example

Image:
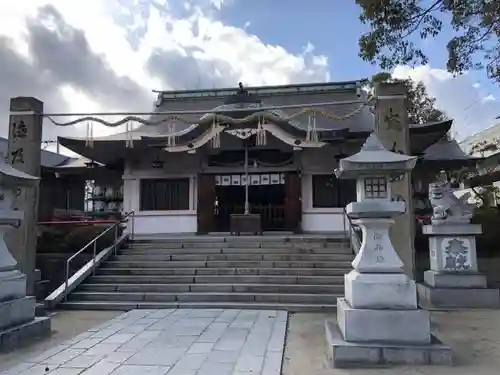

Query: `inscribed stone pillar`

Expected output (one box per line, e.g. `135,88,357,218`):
374,83,415,278
6,97,43,295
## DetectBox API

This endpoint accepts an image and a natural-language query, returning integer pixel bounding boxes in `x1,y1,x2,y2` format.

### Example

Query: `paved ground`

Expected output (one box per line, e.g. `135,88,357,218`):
283,311,500,375
0,311,123,373
0,309,287,375
4,309,500,375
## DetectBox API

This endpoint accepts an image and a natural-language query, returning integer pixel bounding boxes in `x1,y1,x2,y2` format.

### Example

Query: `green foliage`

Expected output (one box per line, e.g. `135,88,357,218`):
369,72,448,124
37,225,123,254
470,137,500,155
472,207,500,256
356,0,500,84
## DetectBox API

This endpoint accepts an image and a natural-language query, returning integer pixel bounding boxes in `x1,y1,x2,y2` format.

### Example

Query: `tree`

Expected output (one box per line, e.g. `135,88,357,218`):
442,137,500,207
369,72,448,124
469,137,500,155
356,0,500,84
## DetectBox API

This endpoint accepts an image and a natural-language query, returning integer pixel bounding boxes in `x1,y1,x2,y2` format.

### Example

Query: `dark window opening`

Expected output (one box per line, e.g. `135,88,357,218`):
312,174,356,208
140,178,190,211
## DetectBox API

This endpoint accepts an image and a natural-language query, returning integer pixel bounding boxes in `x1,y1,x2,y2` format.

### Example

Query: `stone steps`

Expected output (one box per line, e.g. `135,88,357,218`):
57,300,337,313
96,267,349,276
67,291,339,304
62,235,353,312
102,260,352,269
78,283,342,294
115,253,353,262
88,274,343,285
122,246,352,254
130,234,345,244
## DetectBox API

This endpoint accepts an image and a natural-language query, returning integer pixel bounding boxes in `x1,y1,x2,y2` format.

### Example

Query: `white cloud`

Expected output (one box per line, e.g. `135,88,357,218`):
0,0,329,157
482,94,496,103
393,65,499,140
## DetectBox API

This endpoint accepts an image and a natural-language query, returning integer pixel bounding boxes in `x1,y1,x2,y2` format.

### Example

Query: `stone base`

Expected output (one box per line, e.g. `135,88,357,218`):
417,283,500,309
0,296,35,330
35,302,47,317
345,271,417,309
424,270,487,288
337,298,431,344
325,320,453,368
0,317,51,351
0,270,27,302
423,224,481,236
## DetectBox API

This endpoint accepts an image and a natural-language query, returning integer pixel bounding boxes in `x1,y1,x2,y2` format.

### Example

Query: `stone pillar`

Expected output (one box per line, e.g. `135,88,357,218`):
374,82,415,278
6,97,43,295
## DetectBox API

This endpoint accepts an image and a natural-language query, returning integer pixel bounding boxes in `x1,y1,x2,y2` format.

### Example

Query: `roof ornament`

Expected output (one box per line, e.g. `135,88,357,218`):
223,82,262,105
154,92,164,108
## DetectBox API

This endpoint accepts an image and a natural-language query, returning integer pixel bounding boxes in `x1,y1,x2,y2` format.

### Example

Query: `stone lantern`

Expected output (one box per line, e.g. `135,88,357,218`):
325,133,452,367
0,158,50,348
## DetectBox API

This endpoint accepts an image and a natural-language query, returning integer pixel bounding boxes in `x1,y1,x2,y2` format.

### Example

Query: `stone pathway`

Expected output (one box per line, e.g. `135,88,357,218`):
1,309,287,375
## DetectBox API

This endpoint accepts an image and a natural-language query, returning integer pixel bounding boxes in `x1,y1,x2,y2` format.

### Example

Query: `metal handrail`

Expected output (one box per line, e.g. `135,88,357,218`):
342,207,362,253
64,211,135,302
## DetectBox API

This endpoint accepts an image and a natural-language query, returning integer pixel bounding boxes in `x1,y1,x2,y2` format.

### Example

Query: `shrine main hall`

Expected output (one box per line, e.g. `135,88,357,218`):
56,80,458,235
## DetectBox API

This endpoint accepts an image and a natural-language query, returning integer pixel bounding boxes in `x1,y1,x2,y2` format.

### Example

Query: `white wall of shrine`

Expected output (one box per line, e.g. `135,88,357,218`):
121,144,352,235
300,147,347,233
301,174,346,233
123,151,199,234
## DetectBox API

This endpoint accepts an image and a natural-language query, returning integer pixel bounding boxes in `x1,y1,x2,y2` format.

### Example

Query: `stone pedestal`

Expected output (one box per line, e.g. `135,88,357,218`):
0,217,51,349
326,215,452,367
325,320,452,368
0,159,51,349
417,224,500,309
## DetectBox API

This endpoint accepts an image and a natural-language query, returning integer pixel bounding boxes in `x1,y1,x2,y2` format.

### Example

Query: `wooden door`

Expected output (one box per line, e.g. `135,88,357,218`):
197,174,215,234
284,172,302,232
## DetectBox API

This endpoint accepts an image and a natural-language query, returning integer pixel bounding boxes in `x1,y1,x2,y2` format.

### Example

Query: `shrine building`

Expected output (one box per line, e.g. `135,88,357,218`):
56,80,458,235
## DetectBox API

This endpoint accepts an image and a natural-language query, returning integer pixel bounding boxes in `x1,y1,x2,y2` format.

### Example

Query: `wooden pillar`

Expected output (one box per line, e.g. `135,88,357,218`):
197,174,215,233
6,97,43,295
374,83,416,278
285,172,302,233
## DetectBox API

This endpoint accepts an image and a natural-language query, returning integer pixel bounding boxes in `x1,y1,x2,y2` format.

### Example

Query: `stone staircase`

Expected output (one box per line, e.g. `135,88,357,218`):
59,235,354,312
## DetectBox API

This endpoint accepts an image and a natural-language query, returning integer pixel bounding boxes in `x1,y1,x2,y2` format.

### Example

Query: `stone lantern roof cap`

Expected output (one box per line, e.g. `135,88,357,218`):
335,132,417,178
0,158,39,187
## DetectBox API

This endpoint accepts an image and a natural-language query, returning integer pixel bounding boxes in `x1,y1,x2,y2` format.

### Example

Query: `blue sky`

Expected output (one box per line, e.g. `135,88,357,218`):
220,0,378,80
220,0,498,95
0,0,498,143
216,0,500,138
